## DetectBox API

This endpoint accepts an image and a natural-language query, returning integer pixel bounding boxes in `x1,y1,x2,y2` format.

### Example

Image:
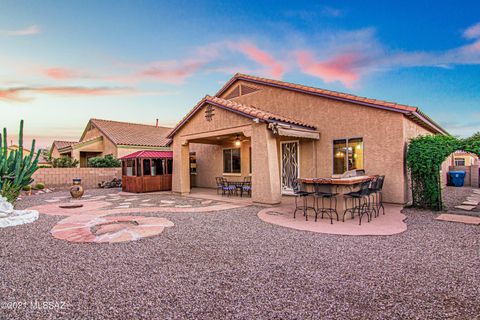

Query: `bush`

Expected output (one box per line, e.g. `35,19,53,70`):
88,154,121,168
34,183,45,190
52,156,79,168
22,185,32,191
1,180,22,203
406,132,480,210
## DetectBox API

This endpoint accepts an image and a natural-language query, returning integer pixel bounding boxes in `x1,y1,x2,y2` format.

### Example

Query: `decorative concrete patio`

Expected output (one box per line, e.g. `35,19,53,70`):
258,204,407,236
27,190,249,243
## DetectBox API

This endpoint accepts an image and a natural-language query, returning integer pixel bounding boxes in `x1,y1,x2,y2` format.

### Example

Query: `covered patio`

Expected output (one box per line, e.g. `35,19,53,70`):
168,96,320,205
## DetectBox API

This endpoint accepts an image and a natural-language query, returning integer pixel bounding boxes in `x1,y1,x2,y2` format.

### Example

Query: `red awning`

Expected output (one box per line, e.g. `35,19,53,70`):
120,150,173,160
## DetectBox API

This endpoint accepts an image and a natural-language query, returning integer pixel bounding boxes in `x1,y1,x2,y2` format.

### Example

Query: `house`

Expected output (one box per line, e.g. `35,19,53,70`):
168,73,447,205
51,118,172,167
451,150,479,166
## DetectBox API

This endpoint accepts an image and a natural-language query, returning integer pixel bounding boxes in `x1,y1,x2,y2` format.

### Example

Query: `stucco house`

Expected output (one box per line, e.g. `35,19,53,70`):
168,73,447,205
451,150,479,166
51,118,172,167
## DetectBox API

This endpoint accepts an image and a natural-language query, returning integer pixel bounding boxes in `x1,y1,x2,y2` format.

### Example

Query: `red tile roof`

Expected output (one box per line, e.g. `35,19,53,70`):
215,73,448,135
85,118,172,147
167,95,316,138
53,140,76,150
120,150,173,159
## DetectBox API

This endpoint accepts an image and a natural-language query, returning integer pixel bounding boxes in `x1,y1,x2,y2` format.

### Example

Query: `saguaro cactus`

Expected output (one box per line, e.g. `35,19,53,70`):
0,120,40,202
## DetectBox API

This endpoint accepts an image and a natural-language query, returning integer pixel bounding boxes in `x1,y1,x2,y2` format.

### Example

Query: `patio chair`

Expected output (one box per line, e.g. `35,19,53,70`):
313,181,339,224
241,176,252,197
292,179,316,221
369,175,385,216
216,177,235,196
343,180,372,225
215,177,224,195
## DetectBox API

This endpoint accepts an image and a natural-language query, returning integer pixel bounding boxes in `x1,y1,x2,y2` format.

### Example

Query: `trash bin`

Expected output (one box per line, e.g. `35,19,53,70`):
447,171,466,187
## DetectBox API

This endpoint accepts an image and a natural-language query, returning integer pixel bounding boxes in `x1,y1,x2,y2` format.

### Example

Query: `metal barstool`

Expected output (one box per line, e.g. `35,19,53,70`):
313,181,339,224
343,180,372,225
292,179,316,221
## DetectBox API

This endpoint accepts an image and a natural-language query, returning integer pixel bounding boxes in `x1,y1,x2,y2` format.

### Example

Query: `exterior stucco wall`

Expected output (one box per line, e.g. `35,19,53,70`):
402,118,436,204
222,82,410,203
51,145,62,159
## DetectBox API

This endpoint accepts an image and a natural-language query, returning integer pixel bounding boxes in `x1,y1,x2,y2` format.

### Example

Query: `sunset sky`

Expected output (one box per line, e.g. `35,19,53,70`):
1,0,479,148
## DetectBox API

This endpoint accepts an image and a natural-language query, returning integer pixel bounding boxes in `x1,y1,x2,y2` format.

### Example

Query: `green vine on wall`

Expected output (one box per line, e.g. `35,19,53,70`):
407,132,480,211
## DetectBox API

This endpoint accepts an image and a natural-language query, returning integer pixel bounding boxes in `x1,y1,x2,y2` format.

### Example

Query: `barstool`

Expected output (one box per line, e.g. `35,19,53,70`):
313,181,339,224
371,176,385,216
343,180,372,225
292,179,316,221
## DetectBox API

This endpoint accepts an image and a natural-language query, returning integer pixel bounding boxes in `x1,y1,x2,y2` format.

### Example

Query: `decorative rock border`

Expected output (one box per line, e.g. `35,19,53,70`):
0,210,39,228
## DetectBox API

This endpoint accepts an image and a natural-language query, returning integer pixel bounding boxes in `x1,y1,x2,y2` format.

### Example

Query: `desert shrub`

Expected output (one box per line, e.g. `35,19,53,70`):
34,183,45,190
22,185,32,191
88,154,121,168
52,156,79,168
1,180,22,203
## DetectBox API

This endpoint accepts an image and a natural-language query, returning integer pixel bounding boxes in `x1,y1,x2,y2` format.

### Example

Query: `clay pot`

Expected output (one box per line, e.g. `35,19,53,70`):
70,178,84,199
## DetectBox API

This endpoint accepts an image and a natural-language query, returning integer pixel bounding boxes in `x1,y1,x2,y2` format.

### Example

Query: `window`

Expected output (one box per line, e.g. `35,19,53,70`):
167,159,173,174
249,147,252,174
454,158,466,166
223,148,241,174
151,159,164,176
126,159,135,176
136,159,141,176
189,152,197,174
333,138,364,174
143,159,151,176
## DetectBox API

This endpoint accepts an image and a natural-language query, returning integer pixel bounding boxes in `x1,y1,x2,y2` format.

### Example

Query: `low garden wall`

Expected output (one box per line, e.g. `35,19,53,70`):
32,168,122,189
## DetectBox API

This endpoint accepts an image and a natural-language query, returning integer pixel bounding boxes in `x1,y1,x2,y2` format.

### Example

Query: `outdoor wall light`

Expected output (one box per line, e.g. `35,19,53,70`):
234,135,242,147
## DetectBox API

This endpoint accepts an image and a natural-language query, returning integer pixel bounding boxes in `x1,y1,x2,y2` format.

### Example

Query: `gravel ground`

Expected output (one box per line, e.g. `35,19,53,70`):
1,193,479,319
442,186,477,211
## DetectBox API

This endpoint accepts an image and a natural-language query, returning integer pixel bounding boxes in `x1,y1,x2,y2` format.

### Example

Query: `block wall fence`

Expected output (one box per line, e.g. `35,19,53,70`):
32,168,122,189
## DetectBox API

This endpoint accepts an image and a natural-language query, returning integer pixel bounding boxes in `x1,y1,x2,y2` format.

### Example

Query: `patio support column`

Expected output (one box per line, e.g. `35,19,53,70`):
172,140,190,195
251,123,281,205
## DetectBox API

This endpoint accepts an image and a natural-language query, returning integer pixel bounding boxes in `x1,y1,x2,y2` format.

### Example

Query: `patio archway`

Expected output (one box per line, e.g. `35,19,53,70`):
406,132,480,210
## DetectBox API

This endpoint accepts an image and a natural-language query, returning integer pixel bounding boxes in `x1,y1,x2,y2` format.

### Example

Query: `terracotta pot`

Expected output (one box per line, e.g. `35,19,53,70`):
70,178,84,199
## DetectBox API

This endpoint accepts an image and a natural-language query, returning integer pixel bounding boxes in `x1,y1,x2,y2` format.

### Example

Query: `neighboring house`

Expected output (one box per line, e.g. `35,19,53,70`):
168,73,447,205
451,150,479,166
51,119,172,167
7,145,50,166
7,145,31,157
51,140,76,159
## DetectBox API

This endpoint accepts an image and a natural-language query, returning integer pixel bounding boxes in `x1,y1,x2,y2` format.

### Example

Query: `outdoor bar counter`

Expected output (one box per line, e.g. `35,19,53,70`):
298,175,375,213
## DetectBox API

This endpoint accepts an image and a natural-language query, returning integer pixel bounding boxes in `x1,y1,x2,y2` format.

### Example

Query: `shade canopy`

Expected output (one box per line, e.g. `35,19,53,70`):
120,150,173,160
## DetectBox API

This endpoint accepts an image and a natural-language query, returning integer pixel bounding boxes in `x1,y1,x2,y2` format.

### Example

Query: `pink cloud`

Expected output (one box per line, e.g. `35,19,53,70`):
0,86,149,102
0,25,41,36
137,59,206,84
232,42,286,79
295,51,361,87
464,22,480,39
43,68,85,80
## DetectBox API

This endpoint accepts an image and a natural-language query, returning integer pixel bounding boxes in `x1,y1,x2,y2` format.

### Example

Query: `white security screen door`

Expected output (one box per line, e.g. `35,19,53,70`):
281,141,299,193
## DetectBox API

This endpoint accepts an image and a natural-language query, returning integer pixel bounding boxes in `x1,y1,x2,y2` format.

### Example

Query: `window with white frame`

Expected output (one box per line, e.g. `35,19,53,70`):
223,148,241,174
454,158,466,166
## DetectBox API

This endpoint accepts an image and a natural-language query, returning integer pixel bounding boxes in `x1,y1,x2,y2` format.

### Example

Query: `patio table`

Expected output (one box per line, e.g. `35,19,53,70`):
298,176,375,214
